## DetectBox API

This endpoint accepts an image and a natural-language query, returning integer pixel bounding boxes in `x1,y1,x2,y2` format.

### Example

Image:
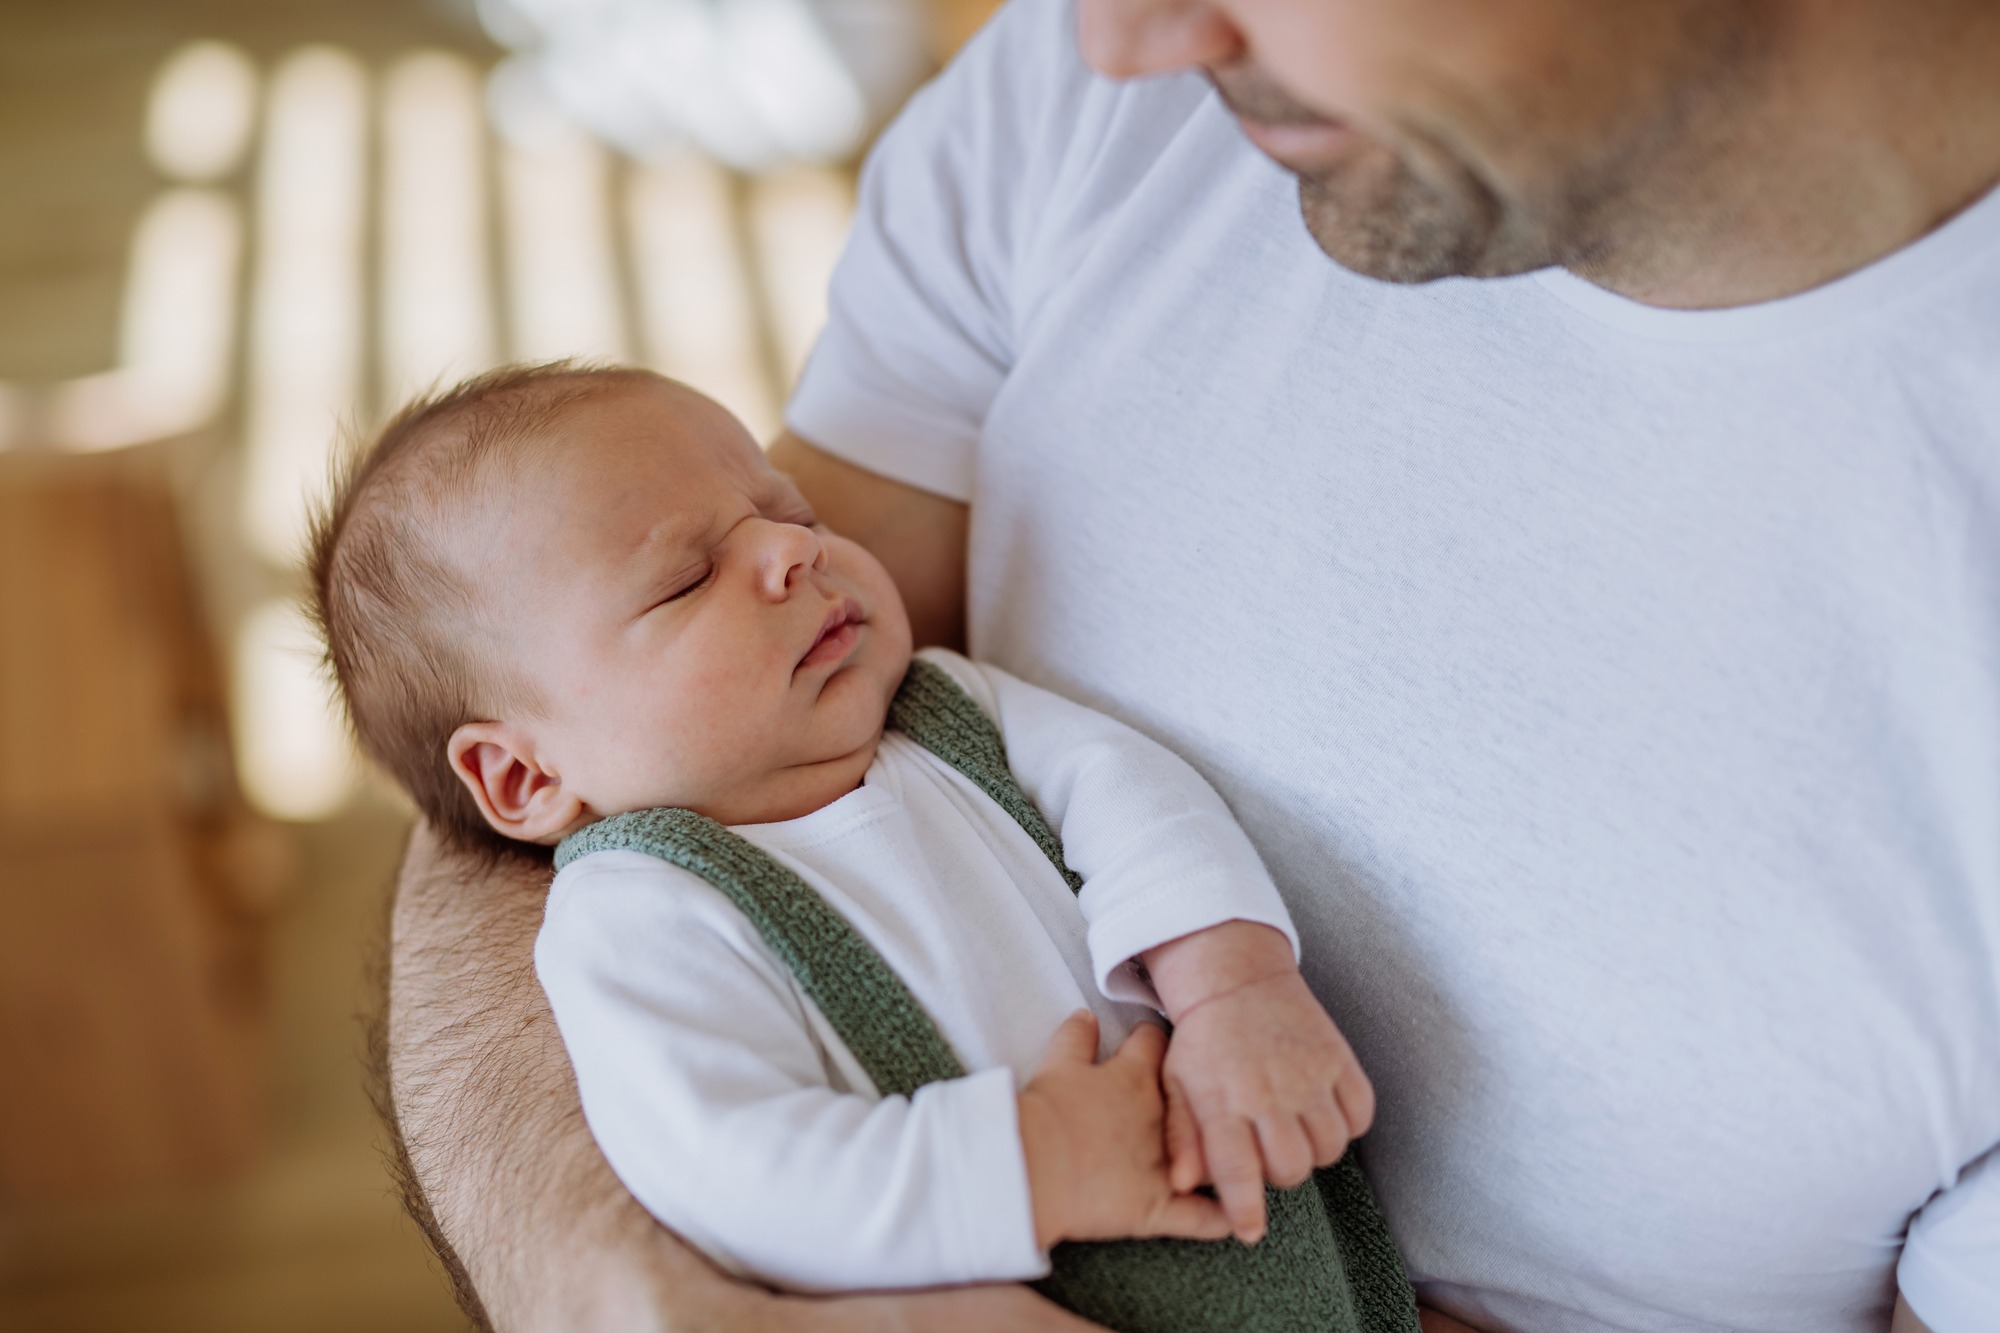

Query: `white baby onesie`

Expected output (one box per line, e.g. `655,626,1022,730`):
534,648,1299,1292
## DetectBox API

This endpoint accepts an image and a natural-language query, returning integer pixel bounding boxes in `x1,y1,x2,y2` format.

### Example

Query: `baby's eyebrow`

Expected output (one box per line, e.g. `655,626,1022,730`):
753,471,814,522
626,513,707,585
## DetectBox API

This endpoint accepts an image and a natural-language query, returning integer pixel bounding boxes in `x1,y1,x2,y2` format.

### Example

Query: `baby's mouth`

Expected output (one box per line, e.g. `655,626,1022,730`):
799,597,864,671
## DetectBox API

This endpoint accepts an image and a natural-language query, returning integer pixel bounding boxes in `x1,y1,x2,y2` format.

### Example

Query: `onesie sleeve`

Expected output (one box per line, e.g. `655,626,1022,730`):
783,0,1083,499
1897,1142,2000,1330
535,850,1047,1291
919,649,1300,1007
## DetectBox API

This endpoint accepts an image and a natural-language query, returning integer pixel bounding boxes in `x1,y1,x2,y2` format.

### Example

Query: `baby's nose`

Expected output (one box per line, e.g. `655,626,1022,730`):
755,520,825,595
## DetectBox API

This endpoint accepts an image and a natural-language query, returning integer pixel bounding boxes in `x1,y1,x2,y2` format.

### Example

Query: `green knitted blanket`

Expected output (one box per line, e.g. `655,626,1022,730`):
556,657,1419,1333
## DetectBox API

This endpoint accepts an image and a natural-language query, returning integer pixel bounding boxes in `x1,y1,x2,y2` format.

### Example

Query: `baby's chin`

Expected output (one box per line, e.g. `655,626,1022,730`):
682,741,888,826
809,660,902,756
596,720,891,828
569,642,911,827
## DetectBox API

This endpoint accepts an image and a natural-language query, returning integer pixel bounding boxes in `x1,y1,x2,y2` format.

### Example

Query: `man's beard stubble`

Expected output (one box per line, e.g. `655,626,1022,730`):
1208,7,1770,290
1295,150,1532,284
1208,68,1551,284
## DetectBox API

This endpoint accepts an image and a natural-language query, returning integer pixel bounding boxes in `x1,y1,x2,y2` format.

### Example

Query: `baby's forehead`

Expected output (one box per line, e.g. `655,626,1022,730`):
514,382,774,496
451,379,781,554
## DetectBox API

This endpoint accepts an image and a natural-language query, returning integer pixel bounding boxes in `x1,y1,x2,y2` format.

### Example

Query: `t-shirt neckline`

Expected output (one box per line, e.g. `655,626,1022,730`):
1531,178,2000,343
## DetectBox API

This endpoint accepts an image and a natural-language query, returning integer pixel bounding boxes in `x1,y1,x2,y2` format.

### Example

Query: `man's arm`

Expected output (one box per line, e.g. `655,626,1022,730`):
1891,1294,1935,1333
385,825,755,1332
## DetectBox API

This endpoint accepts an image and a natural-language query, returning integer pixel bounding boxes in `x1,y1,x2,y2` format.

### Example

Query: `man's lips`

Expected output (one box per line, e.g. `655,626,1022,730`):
1207,73,1356,168
798,597,863,671
1236,115,1357,167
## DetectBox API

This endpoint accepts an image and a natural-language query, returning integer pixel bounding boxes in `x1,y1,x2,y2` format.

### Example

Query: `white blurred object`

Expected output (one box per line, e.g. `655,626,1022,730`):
49,189,243,451
477,0,927,171
497,97,629,362
747,167,851,382
146,40,259,182
380,51,497,406
242,47,368,566
233,599,358,821
627,152,778,438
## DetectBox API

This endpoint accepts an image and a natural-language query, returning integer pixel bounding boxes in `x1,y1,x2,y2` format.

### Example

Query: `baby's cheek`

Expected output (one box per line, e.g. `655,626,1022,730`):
670,687,773,789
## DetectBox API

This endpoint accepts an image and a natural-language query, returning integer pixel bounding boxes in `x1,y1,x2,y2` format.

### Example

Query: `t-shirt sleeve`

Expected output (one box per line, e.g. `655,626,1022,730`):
534,850,1046,1290
783,0,1078,500
1897,1142,2000,1330
918,648,1300,1007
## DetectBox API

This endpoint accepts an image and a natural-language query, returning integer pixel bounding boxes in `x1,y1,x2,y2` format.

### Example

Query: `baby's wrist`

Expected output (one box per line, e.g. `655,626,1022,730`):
1166,969,1300,1028
1142,920,1297,1023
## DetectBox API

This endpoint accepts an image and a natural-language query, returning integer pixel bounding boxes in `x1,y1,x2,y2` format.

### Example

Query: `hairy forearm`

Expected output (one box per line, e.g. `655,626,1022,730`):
386,823,754,1331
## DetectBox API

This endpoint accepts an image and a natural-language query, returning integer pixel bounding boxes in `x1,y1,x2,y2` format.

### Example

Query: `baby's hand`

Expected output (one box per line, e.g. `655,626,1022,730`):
1017,1011,1233,1250
1144,922,1375,1244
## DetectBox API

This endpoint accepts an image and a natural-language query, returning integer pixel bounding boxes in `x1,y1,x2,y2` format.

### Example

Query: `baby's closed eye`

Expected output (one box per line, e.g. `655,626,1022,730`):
649,561,716,611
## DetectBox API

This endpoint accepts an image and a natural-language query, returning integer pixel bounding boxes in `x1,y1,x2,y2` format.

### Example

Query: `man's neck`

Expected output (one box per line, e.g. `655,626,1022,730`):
1572,0,2000,310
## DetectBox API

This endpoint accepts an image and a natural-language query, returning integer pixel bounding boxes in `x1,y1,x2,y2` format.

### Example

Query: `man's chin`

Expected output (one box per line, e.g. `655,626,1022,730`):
1294,164,1551,285
1294,159,1474,283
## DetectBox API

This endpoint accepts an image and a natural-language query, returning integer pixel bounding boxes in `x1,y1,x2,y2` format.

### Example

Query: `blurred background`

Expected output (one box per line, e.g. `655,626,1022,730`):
0,0,992,1326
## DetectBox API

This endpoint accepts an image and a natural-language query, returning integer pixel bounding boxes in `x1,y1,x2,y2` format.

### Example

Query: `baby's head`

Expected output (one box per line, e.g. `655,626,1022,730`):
308,363,913,855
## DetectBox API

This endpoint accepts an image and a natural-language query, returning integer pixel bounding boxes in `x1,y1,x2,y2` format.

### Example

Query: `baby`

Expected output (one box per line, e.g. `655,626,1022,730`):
310,364,1410,1329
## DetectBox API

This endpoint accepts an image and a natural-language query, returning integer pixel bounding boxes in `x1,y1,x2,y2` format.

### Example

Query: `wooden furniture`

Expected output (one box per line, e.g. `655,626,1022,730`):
0,450,272,1199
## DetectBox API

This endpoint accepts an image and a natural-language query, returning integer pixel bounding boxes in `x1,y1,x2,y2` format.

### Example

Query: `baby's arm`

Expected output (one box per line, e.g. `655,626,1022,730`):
1144,921,1374,1242
536,854,1225,1293
935,653,1374,1240
932,653,1301,1006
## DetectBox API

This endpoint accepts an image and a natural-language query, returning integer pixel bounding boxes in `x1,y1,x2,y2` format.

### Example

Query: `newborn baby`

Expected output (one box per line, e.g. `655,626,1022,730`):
309,363,1413,1330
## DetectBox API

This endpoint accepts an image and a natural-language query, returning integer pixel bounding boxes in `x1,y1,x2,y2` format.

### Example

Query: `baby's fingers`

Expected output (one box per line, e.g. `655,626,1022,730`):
1200,1116,1268,1244
1335,1062,1377,1138
1146,1190,1233,1243
1109,1019,1169,1075
1164,1080,1206,1194
1035,1010,1102,1076
1254,1114,1315,1189
1302,1101,1353,1167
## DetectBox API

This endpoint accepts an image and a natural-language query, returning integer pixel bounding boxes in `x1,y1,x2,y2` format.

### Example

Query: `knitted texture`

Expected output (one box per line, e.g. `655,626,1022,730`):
556,660,1421,1333
556,807,965,1097
1319,1152,1423,1333
888,657,1083,891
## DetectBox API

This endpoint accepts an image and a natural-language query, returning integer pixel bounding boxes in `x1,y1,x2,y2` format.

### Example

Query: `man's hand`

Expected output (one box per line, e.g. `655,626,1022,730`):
1142,922,1375,1243
1018,1012,1234,1249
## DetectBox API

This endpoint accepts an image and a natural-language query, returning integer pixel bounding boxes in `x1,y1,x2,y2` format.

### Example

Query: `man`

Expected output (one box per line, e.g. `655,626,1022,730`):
382,0,2000,1328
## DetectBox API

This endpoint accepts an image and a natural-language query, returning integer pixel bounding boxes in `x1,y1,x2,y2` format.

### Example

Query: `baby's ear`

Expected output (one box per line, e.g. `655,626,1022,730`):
447,721,586,844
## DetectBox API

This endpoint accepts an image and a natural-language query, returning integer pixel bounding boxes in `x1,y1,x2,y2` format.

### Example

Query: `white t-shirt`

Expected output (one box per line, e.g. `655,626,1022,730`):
535,650,1297,1291
785,2,2000,1328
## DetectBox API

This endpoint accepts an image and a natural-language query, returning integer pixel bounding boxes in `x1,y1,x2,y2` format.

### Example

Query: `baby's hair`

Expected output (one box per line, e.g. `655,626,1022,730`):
304,360,657,855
